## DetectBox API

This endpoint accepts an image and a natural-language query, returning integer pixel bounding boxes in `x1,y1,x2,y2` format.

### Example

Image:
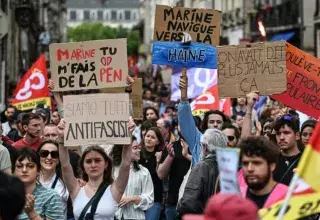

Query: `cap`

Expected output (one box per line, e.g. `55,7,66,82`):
183,194,259,220
32,108,47,118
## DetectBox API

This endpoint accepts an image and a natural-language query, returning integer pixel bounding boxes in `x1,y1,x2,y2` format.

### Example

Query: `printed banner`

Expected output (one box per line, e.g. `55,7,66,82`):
216,147,241,194
12,55,51,111
272,43,320,118
100,78,143,120
63,93,131,146
191,84,231,116
153,5,221,45
152,41,217,68
171,68,216,101
259,191,320,220
49,39,128,91
217,41,287,98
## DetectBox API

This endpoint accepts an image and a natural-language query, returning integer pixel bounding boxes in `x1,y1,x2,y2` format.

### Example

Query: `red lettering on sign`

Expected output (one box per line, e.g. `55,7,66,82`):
99,68,123,83
57,49,69,61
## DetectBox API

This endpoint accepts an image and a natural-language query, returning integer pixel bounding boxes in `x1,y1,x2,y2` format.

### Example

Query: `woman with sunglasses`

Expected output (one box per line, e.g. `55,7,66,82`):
13,147,64,220
57,118,135,220
37,140,69,219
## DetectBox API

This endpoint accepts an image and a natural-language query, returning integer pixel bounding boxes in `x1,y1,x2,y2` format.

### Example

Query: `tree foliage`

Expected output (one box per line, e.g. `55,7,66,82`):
67,23,140,55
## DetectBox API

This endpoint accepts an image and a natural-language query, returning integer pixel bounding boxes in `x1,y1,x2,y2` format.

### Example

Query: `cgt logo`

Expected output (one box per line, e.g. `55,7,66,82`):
16,70,46,101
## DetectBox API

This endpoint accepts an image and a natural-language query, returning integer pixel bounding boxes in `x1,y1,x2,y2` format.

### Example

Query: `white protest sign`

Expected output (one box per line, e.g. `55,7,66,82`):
216,147,241,194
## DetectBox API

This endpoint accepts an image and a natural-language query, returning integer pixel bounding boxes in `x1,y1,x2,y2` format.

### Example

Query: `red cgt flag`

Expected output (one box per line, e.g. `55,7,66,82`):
12,54,51,111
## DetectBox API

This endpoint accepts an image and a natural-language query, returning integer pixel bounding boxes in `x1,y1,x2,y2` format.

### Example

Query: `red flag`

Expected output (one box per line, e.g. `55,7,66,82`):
191,84,231,116
12,55,51,111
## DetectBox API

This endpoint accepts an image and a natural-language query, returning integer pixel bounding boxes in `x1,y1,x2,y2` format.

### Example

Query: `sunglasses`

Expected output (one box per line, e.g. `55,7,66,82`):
39,150,59,159
277,115,293,121
227,136,235,141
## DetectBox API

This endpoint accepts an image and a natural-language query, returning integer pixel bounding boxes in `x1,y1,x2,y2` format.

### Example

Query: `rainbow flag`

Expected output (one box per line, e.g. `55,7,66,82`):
296,120,320,192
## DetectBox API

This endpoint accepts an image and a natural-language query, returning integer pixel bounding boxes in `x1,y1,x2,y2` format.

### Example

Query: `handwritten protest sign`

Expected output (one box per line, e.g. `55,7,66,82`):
153,5,221,45
152,41,217,68
272,43,320,118
100,78,143,120
217,41,287,98
49,39,128,91
63,93,131,146
216,147,241,194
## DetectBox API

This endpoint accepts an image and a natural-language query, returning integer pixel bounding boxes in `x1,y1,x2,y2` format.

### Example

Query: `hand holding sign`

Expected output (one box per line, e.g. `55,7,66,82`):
128,116,136,135
179,69,188,101
246,91,260,109
57,118,66,144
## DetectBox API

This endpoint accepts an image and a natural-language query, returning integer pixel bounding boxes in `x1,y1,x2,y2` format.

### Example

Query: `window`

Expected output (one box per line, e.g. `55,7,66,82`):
125,10,131,20
119,12,123,20
97,10,104,20
83,10,90,20
69,11,77,20
111,10,117,20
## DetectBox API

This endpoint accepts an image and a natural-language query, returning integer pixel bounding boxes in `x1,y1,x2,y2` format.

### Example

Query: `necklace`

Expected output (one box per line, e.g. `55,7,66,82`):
284,154,300,166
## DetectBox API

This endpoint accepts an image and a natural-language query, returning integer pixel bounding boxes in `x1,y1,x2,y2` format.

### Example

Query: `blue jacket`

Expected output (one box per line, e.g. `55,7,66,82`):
178,101,202,166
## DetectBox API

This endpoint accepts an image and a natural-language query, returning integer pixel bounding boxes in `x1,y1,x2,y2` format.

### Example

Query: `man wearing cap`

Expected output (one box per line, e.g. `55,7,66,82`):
177,128,226,215
272,115,302,186
239,136,288,209
7,113,26,142
182,194,259,220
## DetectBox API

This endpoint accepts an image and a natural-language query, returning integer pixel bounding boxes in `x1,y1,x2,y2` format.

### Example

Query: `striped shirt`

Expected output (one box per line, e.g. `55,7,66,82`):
114,164,154,220
18,184,64,220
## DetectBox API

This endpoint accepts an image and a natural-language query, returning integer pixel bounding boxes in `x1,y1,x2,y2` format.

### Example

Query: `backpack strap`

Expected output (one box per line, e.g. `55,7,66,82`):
51,175,59,189
78,183,109,220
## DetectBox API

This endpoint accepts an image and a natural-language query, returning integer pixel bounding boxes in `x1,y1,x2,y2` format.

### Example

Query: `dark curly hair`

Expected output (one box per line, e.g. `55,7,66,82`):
80,145,113,185
143,107,159,121
200,110,227,132
239,136,280,166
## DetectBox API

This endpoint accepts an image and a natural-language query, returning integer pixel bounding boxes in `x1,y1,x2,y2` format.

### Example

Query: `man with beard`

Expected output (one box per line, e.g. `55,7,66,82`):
239,136,288,209
1,105,17,136
12,113,43,150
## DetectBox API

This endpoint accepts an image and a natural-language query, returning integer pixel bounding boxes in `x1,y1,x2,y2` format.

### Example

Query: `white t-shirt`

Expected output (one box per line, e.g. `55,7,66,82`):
73,186,118,220
41,174,69,220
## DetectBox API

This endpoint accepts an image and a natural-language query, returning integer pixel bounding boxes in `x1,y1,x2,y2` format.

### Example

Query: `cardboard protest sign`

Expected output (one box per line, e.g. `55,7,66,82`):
49,39,128,91
272,43,320,118
152,41,217,68
216,147,241,194
217,41,287,98
153,5,221,45
63,93,131,146
100,78,143,120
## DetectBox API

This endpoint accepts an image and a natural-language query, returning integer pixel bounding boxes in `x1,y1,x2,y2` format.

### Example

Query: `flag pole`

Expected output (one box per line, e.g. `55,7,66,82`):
276,173,299,220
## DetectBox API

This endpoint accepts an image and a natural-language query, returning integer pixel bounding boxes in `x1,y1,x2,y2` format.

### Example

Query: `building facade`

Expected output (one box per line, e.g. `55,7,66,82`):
247,0,314,53
66,0,141,29
0,0,67,110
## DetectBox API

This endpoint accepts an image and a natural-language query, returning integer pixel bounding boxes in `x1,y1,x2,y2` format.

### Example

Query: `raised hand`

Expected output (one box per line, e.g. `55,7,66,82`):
24,194,36,213
57,119,66,144
128,116,136,135
166,142,175,158
179,68,188,101
246,91,259,109
126,75,134,88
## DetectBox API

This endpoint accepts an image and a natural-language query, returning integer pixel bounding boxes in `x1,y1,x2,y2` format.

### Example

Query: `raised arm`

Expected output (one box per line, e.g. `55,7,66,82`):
241,92,259,139
48,80,64,117
178,69,202,165
111,117,136,203
57,119,80,200
157,142,174,180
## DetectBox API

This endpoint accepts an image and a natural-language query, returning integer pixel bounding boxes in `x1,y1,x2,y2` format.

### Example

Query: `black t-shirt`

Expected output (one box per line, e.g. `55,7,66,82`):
273,153,302,186
160,141,191,205
139,149,163,203
246,189,270,209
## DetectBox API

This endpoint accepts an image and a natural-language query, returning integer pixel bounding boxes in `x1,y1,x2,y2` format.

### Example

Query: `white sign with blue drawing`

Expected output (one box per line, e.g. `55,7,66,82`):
152,41,217,69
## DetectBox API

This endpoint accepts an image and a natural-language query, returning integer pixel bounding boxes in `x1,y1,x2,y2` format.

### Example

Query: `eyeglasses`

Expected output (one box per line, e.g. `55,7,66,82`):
227,136,235,141
39,150,59,159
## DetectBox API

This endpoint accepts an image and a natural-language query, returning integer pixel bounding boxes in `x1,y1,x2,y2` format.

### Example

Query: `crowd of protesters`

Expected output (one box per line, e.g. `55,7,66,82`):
0,63,319,220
